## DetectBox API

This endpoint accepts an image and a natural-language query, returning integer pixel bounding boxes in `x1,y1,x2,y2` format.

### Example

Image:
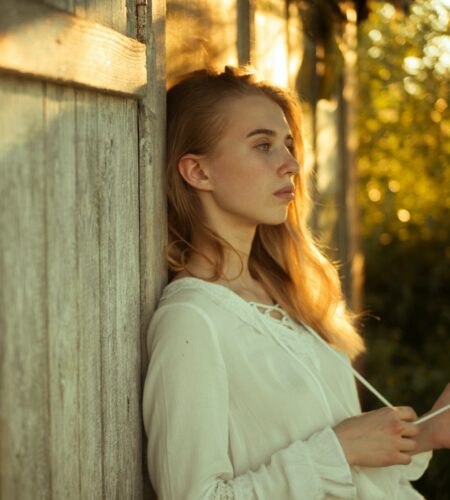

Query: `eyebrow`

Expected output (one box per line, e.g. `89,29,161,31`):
246,128,293,140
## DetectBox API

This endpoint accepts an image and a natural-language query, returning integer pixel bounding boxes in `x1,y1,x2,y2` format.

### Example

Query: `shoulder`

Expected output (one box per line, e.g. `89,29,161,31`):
156,279,225,322
145,281,232,354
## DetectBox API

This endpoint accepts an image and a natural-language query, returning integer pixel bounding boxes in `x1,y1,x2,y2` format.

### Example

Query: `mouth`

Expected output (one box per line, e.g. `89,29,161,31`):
274,191,295,201
273,184,295,200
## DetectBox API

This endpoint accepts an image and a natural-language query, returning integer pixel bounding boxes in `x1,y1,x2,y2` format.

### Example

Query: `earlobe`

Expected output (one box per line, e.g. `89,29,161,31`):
178,154,212,190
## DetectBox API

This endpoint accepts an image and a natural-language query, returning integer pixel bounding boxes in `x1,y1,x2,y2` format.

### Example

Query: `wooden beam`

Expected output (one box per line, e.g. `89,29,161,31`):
0,0,147,97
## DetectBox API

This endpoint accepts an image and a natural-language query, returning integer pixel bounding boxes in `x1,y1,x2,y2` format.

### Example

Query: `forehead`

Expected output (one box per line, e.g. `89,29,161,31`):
220,94,291,137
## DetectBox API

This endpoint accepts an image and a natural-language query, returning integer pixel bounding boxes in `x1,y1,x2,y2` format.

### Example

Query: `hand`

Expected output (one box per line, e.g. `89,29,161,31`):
415,383,450,453
333,406,419,467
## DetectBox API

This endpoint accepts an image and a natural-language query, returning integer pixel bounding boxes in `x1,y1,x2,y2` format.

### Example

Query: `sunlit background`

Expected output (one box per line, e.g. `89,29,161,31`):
357,1,449,497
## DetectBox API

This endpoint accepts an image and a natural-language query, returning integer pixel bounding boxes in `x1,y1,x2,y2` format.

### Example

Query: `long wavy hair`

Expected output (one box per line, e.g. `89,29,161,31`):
165,65,365,359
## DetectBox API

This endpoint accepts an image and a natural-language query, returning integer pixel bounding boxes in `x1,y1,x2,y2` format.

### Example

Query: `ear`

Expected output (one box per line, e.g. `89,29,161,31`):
178,154,213,191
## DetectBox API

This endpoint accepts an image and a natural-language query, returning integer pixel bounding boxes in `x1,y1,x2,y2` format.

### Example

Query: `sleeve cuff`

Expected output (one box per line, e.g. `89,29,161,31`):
304,426,357,499
401,450,433,481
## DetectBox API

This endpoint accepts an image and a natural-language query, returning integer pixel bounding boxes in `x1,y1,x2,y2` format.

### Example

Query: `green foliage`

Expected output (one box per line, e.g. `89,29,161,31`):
357,1,450,498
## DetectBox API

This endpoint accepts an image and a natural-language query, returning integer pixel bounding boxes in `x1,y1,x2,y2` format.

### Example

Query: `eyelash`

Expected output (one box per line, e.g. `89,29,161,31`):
256,143,295,153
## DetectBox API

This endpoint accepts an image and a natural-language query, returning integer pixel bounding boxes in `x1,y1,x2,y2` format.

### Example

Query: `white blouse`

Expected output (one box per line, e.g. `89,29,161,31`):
142,277,432,499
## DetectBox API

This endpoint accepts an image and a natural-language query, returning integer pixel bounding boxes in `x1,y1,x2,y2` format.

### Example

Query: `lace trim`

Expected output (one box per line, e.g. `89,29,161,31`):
248,303,320,370
209,481,235,499
209,476,253,499
162,278,320,370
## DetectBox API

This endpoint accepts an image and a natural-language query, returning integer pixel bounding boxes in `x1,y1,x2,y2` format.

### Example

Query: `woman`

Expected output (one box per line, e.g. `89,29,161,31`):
142,65,449,499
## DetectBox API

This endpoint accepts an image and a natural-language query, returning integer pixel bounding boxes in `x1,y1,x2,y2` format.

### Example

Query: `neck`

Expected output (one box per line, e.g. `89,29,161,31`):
185,232,257,289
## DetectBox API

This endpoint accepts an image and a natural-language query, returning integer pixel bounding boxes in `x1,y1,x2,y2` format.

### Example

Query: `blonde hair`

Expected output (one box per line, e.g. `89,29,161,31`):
165,65,365,359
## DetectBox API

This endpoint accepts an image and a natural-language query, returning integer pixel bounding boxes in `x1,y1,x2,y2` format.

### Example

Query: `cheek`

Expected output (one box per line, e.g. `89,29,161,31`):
210,150,272,201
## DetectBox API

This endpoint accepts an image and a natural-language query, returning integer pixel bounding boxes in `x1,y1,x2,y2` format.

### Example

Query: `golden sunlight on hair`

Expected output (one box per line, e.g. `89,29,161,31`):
165,65,365,359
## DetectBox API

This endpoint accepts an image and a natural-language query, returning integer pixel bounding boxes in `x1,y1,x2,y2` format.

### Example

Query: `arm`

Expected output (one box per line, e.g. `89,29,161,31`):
142,303,356,500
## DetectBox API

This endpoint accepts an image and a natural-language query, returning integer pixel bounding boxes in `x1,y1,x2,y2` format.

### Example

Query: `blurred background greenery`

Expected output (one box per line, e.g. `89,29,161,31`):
356,1,450,498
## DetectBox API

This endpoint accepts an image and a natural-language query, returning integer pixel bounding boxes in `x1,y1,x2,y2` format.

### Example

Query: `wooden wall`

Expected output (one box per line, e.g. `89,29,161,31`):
0,0,166,498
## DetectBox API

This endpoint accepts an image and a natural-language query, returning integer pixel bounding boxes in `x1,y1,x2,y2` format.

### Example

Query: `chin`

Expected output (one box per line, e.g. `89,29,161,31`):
259,211,289,226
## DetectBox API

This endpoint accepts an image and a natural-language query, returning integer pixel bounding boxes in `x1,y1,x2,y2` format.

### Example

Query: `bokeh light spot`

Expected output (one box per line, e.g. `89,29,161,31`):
397,209,411,222
388,180,400,192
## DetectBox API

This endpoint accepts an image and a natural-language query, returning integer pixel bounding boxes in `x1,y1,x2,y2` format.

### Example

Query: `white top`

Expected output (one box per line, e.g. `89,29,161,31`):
142,277,432,499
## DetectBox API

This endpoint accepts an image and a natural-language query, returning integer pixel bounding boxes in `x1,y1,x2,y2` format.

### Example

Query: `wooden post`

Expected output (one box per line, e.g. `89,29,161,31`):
136,1,167,498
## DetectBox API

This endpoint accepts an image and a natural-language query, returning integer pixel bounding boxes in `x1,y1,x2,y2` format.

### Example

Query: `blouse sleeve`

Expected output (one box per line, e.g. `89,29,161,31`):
142,302,356,500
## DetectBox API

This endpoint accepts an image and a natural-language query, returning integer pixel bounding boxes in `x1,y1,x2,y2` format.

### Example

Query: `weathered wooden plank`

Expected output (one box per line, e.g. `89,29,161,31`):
75,88,104,499
0,75,51,500
111,0,128,36
114,96,142,498
139,2,167,498
74,0,129,35
126,0,139,40
97,93,142,500
0,0,146,97
140,1,167,370
44,82,80,499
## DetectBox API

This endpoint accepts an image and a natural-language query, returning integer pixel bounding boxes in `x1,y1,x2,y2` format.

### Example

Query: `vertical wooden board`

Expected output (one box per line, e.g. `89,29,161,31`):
115,96,142,498
0,75,51,500
126,0,137,39
74,0,128,35
44,82,80,499
111,0,128,36
97,94,142,500
140,0,168,357
140,2,167,497
96,93,118,499
75,89,104,500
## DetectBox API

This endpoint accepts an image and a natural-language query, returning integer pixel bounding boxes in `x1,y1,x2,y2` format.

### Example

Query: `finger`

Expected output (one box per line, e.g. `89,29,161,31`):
401,422,419,437
396,406,418,421
399,437,417,453
396,452,413,465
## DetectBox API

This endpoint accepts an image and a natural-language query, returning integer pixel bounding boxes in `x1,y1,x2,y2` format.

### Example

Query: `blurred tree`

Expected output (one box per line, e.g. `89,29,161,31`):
357,1,450,498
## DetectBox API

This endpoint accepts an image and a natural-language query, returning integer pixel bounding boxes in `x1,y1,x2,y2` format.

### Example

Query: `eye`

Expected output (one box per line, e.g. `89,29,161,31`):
256,143,271,152
286,143,295,153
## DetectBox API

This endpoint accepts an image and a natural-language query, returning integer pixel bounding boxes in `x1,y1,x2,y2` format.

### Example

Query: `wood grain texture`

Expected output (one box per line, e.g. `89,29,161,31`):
73,0,129,35
45,82,80,500
1,36,143,500
139,1,167,498
75,88,104,500
0,75,51,500
97,93,142,500
0,0,146,96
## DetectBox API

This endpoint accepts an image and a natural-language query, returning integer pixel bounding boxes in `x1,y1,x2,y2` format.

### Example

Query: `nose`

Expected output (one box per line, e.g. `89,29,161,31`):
278,150,299,177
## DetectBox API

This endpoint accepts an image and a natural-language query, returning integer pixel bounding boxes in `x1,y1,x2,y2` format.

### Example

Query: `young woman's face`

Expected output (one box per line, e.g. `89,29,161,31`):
203,94,300,227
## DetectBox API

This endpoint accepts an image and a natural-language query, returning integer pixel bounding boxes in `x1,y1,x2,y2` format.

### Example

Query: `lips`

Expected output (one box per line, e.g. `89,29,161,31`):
273,185,295,195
